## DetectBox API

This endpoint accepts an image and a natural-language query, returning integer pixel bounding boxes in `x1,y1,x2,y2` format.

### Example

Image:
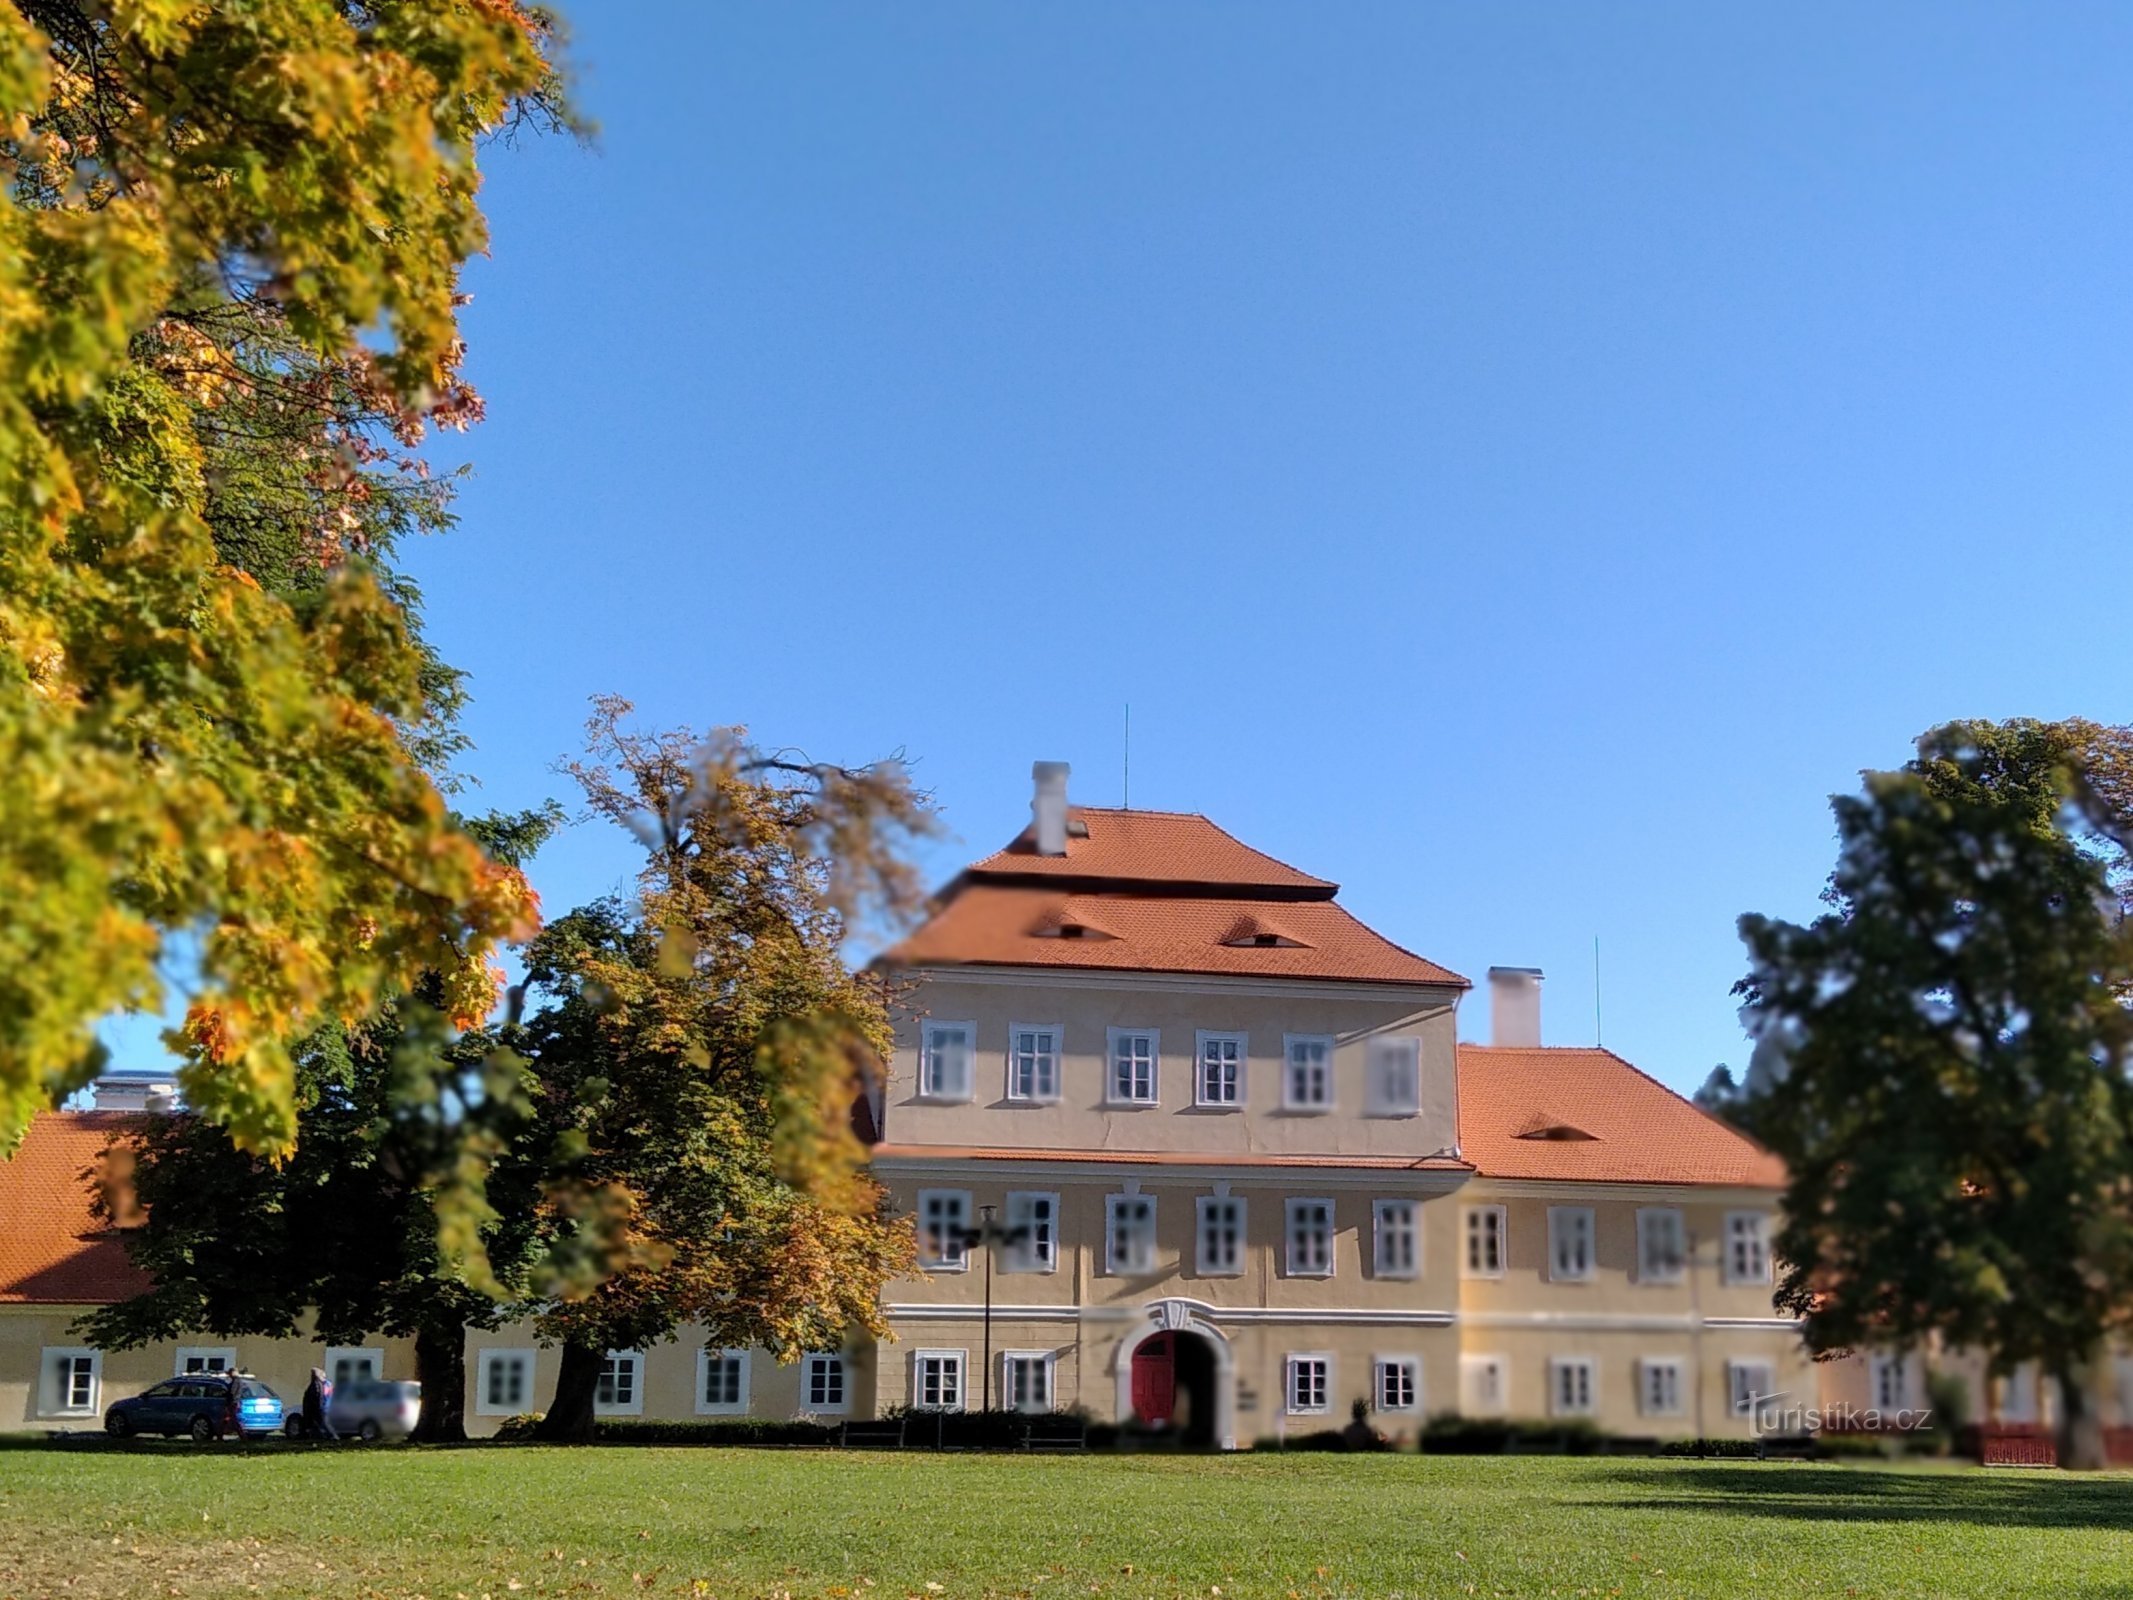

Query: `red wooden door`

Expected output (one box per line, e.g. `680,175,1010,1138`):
1131,1333,1176,1425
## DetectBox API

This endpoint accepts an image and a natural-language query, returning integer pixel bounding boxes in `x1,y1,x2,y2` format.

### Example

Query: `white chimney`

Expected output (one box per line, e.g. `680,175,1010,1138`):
1488,967,1544,1048
1031,761,1070,856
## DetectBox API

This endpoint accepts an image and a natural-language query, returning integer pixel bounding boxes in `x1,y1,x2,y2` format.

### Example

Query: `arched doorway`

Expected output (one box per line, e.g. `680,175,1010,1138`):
1128,1329,1221,1447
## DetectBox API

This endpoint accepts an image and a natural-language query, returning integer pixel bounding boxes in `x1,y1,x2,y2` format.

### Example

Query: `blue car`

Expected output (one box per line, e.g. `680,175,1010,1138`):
104,1372,284,1442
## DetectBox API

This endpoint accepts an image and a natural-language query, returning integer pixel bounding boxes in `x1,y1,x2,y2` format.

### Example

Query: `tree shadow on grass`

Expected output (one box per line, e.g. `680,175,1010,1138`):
1577,1463,2133,1533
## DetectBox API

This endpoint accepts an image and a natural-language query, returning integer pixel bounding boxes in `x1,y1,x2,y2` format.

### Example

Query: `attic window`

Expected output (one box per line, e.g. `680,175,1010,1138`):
1056,925,1087,940
1066,819,1090,838
1217,914,1310,950
1515,1123,1600,1143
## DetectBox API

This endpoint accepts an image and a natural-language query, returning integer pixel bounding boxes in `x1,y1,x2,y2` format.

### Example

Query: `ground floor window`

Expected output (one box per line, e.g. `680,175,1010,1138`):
1286,1354,1331,1416
175,1346,236,1376
1003,1351,1055,1412
1375,1358,1419,1413
1461,1354,1506,1415
1728,1361,1775,1419
1549,1357,1595,1417
42,1348,99,1416
595,1351,644,1414
698,1349,749,1415
1639,1358,1683,1417
324,1346,382,1390
476,1349,533,1415
913,1349,966,1411
804,1353,850,1413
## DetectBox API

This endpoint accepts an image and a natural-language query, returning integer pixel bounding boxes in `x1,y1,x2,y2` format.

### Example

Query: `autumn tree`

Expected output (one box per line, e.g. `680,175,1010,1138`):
78,807,566,1442
1736,718,2133,1469
519,699,933,1442
0,0,566,1154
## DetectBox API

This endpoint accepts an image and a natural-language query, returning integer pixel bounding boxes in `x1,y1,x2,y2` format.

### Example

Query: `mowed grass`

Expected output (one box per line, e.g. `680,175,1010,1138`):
3,1445,2132,1600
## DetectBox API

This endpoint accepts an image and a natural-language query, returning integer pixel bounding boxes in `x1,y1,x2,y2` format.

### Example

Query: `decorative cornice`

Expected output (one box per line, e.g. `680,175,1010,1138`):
893,965,1466,1007
881,1302,1803,1333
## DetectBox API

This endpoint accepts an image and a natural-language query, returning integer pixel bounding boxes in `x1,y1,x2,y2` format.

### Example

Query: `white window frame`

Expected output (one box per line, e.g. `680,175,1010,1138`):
1461,1353,1506,1416
911,1348,967,1412
1282,1034,1336,1112
2003,1362,2041,1424
1285,1353,1333,1417
1105,1027,1160,1106
1002,1350,1057,1414
1364,1036,1421,1117
917,1187,973,1272
1549,1356,1596,1418
1004,1022,1064,1103
696,1347,750,1416
1372,1198,1419,1280
1635,1207,1686,1285
475,1348,535,1416
1105,1191,1158,1275
1193,1030,1248,1109
41,1346,101,1419
1003,1190,1059,1274
323,1345,384,1389
1547,1205,1596,1283
1723,1210,1771,1286
1285,1196,1335,1278
1374,1356,1421,1414
1869,1352,1913,1413
594,1349,645,1416
1195,1193,1246,1277
802,1352,851,1415
1639,1357,1685,1417
1729,1359,1776,1419
918,1020,976,1102
174,1345,238,1377
1463,1204,1506,1279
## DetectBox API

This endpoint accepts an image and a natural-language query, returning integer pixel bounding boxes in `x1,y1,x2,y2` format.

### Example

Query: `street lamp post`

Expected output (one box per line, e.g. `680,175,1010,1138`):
956,1205,1031,1413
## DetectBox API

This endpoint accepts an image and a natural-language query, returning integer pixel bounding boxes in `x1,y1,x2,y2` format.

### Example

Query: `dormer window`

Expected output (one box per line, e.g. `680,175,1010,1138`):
1218,914,1311,950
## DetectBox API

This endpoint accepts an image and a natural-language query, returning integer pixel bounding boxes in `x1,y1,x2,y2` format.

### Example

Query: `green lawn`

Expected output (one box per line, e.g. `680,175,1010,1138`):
2,1445,2130,1600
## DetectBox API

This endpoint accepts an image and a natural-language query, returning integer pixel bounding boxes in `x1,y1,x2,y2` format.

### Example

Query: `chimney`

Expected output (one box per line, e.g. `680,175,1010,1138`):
1488,967,1544,1048
1031,760,1070,856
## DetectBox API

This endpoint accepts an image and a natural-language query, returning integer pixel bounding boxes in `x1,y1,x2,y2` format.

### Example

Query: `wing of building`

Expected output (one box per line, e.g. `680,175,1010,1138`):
9,765,2083,1447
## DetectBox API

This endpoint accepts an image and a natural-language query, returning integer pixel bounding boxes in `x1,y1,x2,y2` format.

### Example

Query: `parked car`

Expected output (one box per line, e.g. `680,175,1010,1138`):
282,1378,422,1441
104,1373,284,1442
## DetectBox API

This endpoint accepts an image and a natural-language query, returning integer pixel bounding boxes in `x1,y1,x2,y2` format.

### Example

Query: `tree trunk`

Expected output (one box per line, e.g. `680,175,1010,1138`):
2053,1351,2111,1472
532,1340,602,1442
411,1322,469,1443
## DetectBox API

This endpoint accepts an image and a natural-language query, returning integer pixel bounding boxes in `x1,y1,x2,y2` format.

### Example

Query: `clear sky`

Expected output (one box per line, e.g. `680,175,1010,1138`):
110,2,2133,1093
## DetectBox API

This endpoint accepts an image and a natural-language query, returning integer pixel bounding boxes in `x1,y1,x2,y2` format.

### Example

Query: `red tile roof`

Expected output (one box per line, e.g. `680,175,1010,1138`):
885,885,1466,988
965,808,1338,897
1457,1046,1785,1188
0,1113,148,1305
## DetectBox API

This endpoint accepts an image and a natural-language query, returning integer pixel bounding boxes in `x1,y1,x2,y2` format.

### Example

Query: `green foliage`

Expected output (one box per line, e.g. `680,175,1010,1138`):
1736,718,2133,1466
0,0,566,1154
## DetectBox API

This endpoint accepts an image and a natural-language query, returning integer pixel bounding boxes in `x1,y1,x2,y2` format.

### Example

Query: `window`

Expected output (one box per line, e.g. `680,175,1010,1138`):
1548,1206,1595,1282
1365,1036,1421,1116
1283,1035,1334,1111
1729,1361,1775,1419
1869,1353,1913,1413
324,1346,382,1389
595,1350,644,1415
697,1348,749,1415
1375,1358,1419,1413
1636,1208,1686,1284
476,1349,534,1415
1372,1199,1419,1279
1106,1192,1157,1274
1461,1354,1506,1415
1194,1031,1247,1108
1107,1029,1160,1104
919,1020,975,1101
1724,1211,1770,1285
2003,1362,2041,1424
803,1353,850,1413
1549,1357,1596,1417
1639,1358,1684,1417
175,1346,236,1376
917,1188,972,1271
1196,1194,1245,1276
42,1348,99,1417
1006,1023,1062,1102
1286,1354,1332,1415
1004,1191,1058,1273
1285,1197,1335,1277
912,1350,966,1412
1463,1205,1506,1278
1003,1351,1056,1413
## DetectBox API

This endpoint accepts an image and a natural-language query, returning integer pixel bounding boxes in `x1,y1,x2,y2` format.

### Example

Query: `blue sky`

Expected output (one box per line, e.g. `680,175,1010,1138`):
114,2,2133,1093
